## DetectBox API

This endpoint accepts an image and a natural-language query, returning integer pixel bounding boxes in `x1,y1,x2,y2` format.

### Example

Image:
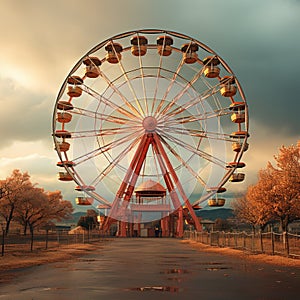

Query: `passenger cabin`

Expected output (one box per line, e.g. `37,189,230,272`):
55,141,70,152
67,76,83,98
58,172,73,181
57,112,72,123
75,185,96,192
230,101,246,123
220,76,237,97
232,142,249,152
181,43,199,64
55,130,71,139
75,197,94,206
83,56,101,78
105,42,123,64
57,101,73,111
157,36,173,56
229,173,245,182
131,35,148,56
208,198,226,207
226,162,246,169
56,160,74,168
203,56,220,78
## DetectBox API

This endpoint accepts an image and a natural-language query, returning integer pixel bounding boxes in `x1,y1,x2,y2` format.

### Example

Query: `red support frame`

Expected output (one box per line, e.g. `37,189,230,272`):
102,132,202,237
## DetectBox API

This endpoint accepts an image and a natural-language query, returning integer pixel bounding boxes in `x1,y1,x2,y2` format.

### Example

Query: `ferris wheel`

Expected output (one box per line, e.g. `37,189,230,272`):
53,29,249,236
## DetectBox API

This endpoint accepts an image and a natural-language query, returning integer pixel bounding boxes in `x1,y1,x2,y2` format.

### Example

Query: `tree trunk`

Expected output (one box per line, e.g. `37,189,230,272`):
45,228,49,250
23,222,28,236
280,217,289,251
1,228,5,256
5,205,14,236
30,225,34,252
259,229,264,253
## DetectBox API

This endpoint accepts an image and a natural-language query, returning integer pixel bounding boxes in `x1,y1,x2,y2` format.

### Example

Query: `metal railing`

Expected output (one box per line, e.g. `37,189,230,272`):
1,230,104,256
184,230,300,258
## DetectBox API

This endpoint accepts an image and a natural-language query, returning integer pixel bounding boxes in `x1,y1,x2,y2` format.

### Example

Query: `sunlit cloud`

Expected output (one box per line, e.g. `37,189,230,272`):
0,0,299,211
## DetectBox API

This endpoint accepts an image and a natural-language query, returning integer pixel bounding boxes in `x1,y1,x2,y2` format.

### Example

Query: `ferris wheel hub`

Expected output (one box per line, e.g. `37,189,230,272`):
142,116,157,132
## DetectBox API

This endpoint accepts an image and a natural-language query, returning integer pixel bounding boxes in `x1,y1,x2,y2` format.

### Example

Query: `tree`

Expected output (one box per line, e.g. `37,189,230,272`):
0,170,32,235
77,209,99,230
233,185,272,233
14,188,73,251
266,143,300,232
233,142,300,234
45,190,73,223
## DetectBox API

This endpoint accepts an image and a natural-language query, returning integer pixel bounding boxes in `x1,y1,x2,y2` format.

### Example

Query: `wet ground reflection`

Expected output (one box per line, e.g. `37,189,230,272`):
125,286,181,292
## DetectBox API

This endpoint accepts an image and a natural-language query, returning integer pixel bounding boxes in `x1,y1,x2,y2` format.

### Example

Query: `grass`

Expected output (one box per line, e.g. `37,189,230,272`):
182,240,300,268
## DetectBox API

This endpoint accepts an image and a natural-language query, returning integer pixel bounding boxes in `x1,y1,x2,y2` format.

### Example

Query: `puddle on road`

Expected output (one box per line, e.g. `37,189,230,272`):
125,286,181,292
160,268,190,274
194,262,224,265
205,267,230,271
192,262,232,271
19,286,69,292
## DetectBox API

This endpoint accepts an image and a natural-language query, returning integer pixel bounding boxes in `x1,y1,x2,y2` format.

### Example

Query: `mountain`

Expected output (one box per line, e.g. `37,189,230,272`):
61,211,87,225
195,208,234,221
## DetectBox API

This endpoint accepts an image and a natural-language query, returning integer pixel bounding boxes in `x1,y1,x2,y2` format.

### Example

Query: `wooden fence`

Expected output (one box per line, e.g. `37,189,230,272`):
184,230,300,258
1,230,103,256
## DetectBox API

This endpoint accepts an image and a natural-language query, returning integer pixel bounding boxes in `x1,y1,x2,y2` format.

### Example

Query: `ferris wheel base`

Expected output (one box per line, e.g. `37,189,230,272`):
100,206,201,238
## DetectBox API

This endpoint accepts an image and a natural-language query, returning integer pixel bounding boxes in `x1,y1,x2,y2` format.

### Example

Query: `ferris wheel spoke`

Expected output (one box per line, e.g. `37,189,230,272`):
151,37,166,115
70,126,142,139
159,67,205,117
71,106,139,126
90,135,142,187
154,60,185,117
99,71,143,118
158,130,226,168
82,83,138,120
161,108,232,126
135,34,148,115
155,40,199,118
110,47,145,117
72,129,143,166
159,135,206,186
158,125,235,143
158,82,222,123
157,126,206,138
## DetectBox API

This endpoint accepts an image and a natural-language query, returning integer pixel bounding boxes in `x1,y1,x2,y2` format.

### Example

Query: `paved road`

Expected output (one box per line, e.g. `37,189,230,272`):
0,238,299,300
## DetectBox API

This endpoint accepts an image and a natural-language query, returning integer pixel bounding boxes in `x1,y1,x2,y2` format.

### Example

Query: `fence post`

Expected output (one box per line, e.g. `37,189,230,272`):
45,229,49,250
1,228,5,256
260,231,264,253
271,227,275,255
57,230,60,247
284,232,290,257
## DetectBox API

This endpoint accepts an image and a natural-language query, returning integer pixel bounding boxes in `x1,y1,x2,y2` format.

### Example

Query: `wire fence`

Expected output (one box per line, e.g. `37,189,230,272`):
184,230,300,258
1,230,104,256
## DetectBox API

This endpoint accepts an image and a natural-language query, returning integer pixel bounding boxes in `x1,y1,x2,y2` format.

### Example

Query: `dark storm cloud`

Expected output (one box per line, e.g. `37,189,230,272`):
0,0,298,193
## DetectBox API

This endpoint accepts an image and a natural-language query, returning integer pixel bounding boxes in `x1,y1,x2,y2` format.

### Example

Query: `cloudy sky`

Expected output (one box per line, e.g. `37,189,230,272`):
0,0,299,208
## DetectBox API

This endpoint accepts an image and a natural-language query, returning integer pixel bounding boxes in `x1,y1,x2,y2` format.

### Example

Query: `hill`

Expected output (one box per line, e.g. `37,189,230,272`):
59,209,234,226
196,208,234,221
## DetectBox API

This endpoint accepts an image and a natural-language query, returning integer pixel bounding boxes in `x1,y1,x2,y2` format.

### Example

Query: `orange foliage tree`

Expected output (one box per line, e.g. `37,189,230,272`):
266,143,300,232
234,142,300,233
0,170,33,235
14,188,73,250
0,169,74,240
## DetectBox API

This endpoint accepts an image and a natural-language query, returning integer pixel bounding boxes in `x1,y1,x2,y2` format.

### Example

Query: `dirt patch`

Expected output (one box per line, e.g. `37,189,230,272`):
182,240,300,268
0,242,104,273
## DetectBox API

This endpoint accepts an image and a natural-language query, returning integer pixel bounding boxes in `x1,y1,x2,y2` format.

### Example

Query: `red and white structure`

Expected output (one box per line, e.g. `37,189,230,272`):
53,30,249,237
